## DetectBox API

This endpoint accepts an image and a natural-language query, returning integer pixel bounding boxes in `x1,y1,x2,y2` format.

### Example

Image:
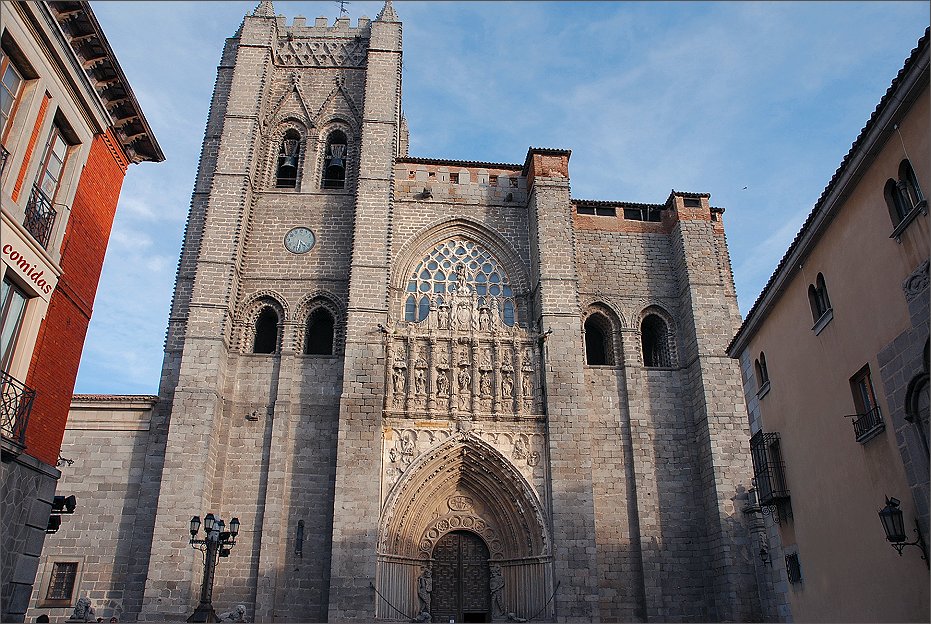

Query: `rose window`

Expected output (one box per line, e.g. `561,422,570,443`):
403,238,516,325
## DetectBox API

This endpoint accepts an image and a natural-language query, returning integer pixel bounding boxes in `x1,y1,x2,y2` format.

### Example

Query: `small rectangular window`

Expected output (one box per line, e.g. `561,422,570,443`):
508,177,518,188
576,206,595,215
683,197,701,207
450,172,459,184
594,206,616,217
428,171,435,178
489,175,498,186
1,50,25,139
46,561,78,601
408,170,415,179
785,552,802,583
1,277,29,372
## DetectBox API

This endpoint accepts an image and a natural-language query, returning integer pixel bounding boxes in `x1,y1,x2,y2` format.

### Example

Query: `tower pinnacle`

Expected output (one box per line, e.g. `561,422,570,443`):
253,1,274,17
376,0,398,22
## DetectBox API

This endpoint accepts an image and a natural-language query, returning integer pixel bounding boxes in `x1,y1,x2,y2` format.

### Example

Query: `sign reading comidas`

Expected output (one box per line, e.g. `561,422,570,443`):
1,218,59,301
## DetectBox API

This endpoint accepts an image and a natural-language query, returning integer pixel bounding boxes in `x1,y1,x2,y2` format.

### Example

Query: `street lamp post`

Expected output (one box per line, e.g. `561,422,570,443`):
188,513,241,622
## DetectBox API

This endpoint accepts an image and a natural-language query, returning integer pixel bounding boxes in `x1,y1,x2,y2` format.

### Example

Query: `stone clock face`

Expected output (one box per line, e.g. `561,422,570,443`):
284,227,316,254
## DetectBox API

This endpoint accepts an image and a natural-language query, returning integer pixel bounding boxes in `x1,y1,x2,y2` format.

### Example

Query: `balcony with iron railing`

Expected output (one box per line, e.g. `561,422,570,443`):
1,369,35,460
24,184,57,249
852,405,884,443
0,145,9,176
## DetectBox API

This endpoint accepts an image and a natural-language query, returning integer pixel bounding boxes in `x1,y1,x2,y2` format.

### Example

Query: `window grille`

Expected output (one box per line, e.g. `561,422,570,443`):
641,314,671,367
750,431,790,506
45,562,78,601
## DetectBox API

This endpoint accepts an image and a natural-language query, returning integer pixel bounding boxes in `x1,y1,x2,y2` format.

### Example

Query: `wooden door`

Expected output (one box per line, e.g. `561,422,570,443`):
431,530,490,623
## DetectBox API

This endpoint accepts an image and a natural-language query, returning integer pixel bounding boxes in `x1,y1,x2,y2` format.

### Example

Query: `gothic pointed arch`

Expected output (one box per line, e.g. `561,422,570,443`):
392,218,530,296
310,76,363,127
379,432,549,560
314,119,357,190
375,433,553,620
261,72,315,130
638,304,677,368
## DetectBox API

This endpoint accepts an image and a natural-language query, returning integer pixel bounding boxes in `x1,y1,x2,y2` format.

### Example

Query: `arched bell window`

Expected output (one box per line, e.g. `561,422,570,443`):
253,307,280,354
276,130,301,188
584,313,616,365
641,314,671,368
305,307,335,355
322,130,348,189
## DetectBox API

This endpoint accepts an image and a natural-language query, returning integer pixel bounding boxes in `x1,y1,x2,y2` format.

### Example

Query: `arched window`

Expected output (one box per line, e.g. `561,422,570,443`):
641,314,670,368
276,130,301,188
755,353,770,391
885,160,925,227
808,273,831,322
403,237,517,326
322,130,347,189
885,178,909,224
899,159,924,210
253,307,279,354
305,307,335,355
584,313,615,365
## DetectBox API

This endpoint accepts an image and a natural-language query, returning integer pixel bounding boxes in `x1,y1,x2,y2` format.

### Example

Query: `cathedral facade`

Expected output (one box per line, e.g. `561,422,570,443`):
36,2,763,622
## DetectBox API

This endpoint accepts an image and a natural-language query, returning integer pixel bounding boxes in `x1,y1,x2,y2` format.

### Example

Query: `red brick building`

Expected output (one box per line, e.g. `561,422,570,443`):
0,2,162,620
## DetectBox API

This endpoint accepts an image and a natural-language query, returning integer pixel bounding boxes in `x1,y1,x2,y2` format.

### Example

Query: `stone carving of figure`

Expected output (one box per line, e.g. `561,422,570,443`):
489,564,505,616
480,371,491,395
68,597,95,622
218,605,247,622
436,370,450,395
502,374,513,398
481,349,492,369
479,306,491,331
393,368,406,394
415,368,426,394
458,367,471,392
417,567,433,615
437,304,450,329
522,370,533,397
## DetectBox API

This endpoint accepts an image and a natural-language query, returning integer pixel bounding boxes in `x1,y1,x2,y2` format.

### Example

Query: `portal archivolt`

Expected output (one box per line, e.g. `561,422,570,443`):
375,434,553,621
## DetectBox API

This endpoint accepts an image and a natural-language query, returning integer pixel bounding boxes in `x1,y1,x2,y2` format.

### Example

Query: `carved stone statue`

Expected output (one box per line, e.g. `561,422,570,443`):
437,304,450,329
522,370,533,397
218,604,247,622
415,368,426,395
416,567,433,615
502,374,513,398
480,371,491,395
436,370,449,395
478,306,491,331
393,368,406,394
458,367,471,392
68,597,95,622
489,564,505,616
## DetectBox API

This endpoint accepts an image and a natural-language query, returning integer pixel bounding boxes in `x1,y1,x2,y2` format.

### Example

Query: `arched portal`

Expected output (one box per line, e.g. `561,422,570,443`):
376,433,552,621
432,531,491,623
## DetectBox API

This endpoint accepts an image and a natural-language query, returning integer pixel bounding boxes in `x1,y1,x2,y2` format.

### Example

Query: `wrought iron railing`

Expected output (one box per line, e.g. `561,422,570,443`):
25,184,57,249
0,145,9,176
750,430,790,506
1,370,35,448
853,405,884,442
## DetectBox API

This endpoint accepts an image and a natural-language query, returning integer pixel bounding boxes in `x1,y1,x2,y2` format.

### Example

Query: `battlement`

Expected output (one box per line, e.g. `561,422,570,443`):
276,14,372,38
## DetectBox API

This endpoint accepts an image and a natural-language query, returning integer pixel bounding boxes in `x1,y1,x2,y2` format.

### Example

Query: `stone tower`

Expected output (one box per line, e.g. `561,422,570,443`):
126,2,761,622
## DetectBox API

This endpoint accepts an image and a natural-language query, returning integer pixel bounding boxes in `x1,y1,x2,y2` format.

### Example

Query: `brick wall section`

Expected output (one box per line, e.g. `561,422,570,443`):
24,130,127,466
11,93,51,203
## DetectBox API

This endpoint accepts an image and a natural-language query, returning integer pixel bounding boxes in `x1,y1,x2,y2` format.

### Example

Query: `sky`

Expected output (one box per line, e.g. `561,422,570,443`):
73,1,929,394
